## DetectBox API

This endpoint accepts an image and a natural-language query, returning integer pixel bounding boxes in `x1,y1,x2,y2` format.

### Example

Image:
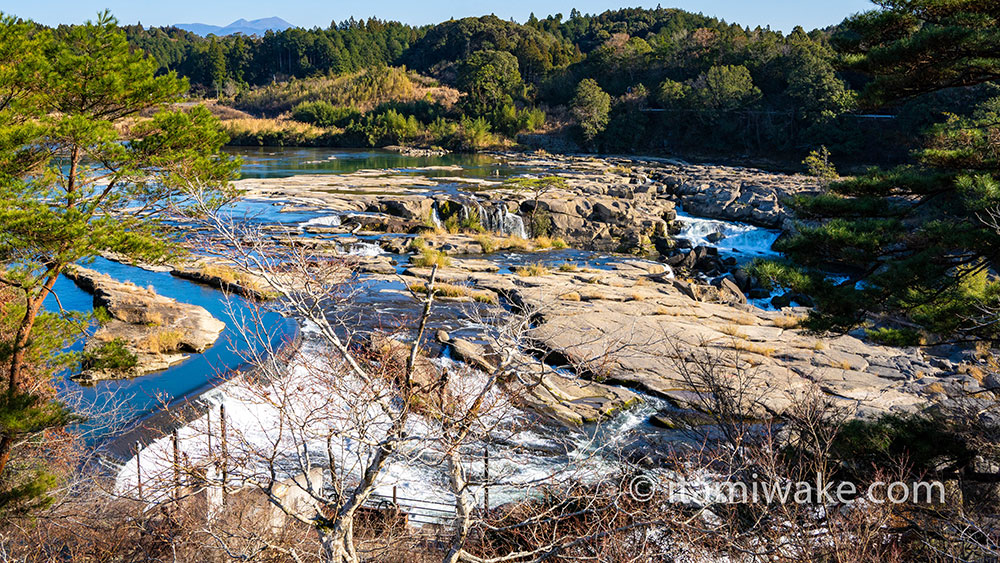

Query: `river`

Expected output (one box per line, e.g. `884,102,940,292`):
48,147,784,514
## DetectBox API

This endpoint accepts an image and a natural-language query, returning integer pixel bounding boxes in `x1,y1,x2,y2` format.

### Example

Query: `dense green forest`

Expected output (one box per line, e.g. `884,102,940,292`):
74,6,966,161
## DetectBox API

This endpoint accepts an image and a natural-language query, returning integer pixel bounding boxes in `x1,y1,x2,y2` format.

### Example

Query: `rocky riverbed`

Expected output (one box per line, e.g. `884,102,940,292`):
197,150,988,425
384,257,955,420
103,148,1000,522
72,149,996,430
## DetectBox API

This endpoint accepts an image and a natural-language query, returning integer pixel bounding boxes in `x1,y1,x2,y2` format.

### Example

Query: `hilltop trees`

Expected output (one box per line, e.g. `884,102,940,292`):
0,11,235,509
110,8,868,157
457,49,523,120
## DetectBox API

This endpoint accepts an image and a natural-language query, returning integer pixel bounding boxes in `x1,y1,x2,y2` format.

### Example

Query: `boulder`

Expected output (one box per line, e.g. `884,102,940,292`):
66,266,225,381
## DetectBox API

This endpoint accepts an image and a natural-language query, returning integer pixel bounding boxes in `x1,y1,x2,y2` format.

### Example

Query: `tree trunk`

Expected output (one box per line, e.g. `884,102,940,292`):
0,267,61,478
318,525,359,563
443,447,473,563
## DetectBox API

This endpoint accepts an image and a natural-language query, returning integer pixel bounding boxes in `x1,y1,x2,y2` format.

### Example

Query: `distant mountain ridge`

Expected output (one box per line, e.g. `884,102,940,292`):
174,17,294,36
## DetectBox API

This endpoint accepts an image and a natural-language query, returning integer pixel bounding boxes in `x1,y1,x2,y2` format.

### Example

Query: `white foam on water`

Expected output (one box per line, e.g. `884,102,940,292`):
674,211,780,258
346,241,384,256
430,206,444,229
300,214,342,228
114,336,682,520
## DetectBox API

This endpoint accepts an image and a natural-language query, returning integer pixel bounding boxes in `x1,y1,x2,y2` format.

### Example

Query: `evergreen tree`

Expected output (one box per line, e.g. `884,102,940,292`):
570,78,611,144
457,49,523,121
0,11,236,510
777,0,1000,339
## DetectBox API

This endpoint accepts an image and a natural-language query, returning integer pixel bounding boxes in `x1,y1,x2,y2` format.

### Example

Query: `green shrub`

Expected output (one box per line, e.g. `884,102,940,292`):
92,306,113,327
745,259,811,292
827,415,972,481
530,208,553,238
474,234,497,253
291,101,360,127
459,208,485,233
344,108,422,146
412,247,451,268
866,327,924,347
82,338,138,372
457,117,495,150
803,145,838,180
408,237,427,252
428,117,459,145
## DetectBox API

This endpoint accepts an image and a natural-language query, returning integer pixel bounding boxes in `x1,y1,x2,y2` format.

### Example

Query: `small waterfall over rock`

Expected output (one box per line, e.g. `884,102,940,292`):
675,211,780,257
429,204,444,230
453,198,527,238
480,201,528,239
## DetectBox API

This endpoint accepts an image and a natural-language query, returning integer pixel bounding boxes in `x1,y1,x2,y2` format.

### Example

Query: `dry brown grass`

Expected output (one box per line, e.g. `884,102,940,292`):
144,312,164,327
720,324,747,339
515,263,550,277
925,381,946,394
221,117,329,138
407,282,496,304
412,248,452,268
773,314,805,329
534,236,568,249
732,340,776,357
145,330,184,354
961,364,987,384
200,263,239,284
560,292,582,301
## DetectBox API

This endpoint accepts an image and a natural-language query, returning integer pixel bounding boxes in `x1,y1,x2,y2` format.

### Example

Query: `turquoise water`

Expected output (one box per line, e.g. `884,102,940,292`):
48,257,295,435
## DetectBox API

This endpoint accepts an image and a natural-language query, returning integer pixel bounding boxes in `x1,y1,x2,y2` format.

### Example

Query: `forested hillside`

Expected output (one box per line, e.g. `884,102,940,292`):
56,7,968,162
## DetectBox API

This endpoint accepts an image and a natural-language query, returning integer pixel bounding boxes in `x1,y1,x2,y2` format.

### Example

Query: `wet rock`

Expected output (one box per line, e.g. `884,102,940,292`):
379,198,434,221
172,259,276,300
447,337,497,373
649,409,714,429
732,269,752,292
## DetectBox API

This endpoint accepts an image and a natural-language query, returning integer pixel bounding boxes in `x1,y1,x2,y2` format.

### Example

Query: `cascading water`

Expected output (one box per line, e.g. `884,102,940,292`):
674,210,780,258
481,201,528,239
345,241,384,256
429,204,444,230
457,198,528,238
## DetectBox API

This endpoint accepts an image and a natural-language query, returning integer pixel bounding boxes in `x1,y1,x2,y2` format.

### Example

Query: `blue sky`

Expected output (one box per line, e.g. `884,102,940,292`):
0,1,875,33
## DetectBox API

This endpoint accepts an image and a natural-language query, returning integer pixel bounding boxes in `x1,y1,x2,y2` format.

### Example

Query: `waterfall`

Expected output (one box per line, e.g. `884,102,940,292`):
450,197,528,238
429,204,444,230
478,201,528,238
